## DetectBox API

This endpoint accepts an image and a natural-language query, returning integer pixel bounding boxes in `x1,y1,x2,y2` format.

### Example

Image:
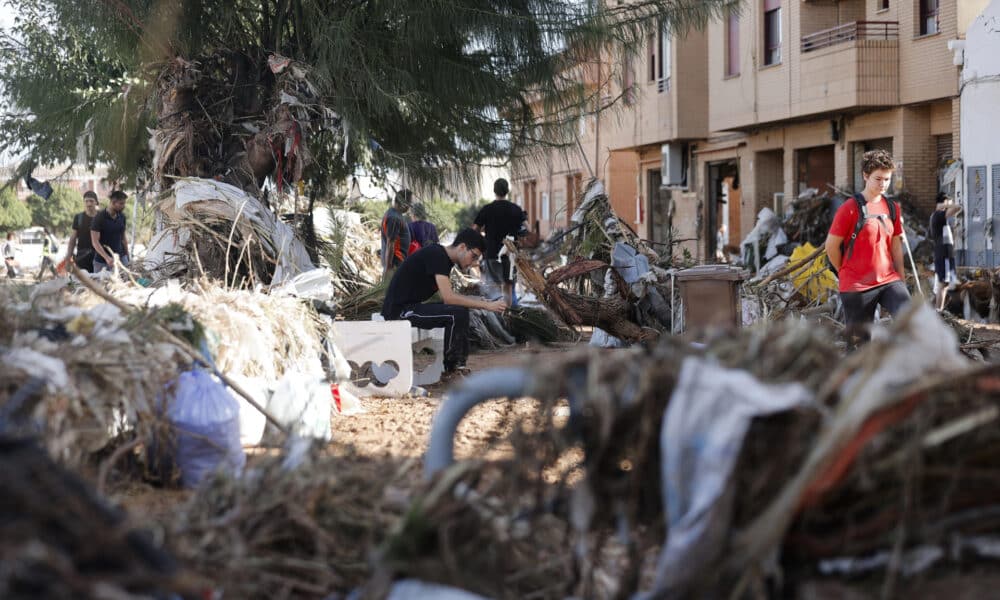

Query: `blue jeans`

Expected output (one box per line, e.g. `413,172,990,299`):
94,254,129,273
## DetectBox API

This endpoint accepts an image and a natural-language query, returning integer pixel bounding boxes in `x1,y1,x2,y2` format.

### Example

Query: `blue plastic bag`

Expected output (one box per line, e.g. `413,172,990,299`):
167,370,245,488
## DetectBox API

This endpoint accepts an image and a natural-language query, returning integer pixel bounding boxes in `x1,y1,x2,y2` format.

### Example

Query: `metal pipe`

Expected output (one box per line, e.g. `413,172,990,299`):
424,368,532,479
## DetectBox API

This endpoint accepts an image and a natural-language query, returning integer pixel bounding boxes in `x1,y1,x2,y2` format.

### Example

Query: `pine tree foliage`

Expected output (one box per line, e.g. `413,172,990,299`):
0,0,734,194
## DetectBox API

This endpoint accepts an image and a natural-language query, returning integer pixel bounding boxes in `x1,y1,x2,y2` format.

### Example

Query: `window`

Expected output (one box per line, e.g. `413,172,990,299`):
920,0,939,35
763,0,781,66
725,8,740,77
648,34,657,81
657,20,671,92
623,51,635,105
878,0,889,10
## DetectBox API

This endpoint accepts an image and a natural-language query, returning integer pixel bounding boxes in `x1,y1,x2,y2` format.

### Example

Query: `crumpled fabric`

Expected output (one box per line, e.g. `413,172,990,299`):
645,356,814,598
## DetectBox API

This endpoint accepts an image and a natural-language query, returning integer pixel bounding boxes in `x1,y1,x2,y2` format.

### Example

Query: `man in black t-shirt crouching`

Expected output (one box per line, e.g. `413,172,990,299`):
381,229,507,375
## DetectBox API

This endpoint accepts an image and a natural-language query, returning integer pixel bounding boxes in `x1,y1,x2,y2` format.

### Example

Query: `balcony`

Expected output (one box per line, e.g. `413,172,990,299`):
797,21,899,117
801,21,898,53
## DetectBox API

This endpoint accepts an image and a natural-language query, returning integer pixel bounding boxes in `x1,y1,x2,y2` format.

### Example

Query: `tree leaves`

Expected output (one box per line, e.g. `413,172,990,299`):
0,0,733,191
0,187,32,232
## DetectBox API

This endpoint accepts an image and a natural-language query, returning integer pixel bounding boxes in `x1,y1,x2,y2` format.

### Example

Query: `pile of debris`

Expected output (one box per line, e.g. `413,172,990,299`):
0,269,346,470
167,445,404,598
513,181,676,345
369,303,1000,598
0,436,191,598
143,178,317,288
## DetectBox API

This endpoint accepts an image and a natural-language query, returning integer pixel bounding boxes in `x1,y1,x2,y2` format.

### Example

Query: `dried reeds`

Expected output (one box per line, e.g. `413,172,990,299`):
168,446,408,599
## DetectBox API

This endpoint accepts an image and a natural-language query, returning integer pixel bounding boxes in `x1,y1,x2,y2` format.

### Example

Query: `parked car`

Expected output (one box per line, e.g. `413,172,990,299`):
15,227,64,271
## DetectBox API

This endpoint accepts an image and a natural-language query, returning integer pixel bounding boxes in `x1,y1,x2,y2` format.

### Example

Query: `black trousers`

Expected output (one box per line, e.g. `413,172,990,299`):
840,280,910,345
397,303,470,370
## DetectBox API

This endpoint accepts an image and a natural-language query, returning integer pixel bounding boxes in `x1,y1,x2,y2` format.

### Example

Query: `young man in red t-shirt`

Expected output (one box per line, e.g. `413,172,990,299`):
824,149,910,344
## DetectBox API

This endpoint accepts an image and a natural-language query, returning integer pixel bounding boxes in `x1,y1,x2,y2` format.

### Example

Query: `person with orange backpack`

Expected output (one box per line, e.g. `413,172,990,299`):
380,189,412,277
407,202,438,256
824,149,910,346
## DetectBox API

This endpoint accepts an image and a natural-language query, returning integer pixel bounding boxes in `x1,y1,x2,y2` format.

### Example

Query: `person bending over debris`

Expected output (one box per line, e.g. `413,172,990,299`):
930,192,962,311
65,190,99,273
824,149,909,345
91,190,130,273
472,178,529,305
381,189,412,277
381,228,506,376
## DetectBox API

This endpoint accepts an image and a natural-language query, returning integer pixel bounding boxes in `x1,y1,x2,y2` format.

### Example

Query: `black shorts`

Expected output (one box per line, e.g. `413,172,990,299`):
933,243,955,283
482,256,515,285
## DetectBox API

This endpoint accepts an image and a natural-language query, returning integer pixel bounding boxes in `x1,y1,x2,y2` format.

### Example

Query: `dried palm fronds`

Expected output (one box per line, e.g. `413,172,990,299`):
336,278,389,321
319,209,383,298
504,306,575,344
168,446,408,599
144,177,315,287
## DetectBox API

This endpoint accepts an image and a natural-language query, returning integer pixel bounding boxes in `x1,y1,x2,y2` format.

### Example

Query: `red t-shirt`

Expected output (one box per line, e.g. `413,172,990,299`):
829,195,903,292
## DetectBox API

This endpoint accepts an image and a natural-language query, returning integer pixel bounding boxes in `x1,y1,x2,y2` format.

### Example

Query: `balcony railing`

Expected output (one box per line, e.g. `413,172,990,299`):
801,20,898,53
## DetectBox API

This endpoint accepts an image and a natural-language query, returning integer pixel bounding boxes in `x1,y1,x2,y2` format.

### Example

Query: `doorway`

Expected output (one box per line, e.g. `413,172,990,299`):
796,145,835,196
707,160,740,261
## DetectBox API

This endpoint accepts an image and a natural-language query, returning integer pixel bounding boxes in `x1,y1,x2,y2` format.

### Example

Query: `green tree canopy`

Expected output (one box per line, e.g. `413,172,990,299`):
0,0,732,196
27,185,81,236
0,188,32,232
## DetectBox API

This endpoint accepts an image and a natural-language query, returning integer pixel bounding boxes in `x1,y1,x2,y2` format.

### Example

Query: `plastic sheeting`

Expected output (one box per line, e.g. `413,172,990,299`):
591,242,650,348
789,242,838,303
648,356,814,597
265,371,333,442
167,369,246,488
152,178,314,285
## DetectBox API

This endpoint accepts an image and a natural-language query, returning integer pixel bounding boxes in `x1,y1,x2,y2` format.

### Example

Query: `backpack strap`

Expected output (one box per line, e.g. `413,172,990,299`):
843,194,899,261
843,194,868,261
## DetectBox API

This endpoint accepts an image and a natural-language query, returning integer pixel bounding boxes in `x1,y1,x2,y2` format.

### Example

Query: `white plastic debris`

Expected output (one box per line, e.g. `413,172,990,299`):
4,348,70,390
649,356,814,597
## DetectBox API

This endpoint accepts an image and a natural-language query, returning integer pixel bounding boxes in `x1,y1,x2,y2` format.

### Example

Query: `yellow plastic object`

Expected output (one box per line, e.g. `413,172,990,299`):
790,242,838,302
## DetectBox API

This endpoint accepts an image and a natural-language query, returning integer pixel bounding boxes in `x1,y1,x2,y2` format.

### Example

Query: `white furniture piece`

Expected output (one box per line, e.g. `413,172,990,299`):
333,319,445,397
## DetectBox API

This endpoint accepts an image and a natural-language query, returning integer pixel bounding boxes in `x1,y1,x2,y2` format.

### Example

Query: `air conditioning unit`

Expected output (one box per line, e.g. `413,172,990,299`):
661,142,687,188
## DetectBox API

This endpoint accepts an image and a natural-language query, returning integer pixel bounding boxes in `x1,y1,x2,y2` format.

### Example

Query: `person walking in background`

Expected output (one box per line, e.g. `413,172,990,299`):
407,202,439,254
91,190,130,273
930,192,962,311
65,190,99,273
824,149,909,346
35,228,59,281
3,232,19,279
472,178,529,305
381,189,412,277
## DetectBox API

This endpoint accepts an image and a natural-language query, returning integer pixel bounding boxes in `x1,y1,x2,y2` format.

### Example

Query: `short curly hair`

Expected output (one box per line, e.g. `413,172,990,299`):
861,149,895,176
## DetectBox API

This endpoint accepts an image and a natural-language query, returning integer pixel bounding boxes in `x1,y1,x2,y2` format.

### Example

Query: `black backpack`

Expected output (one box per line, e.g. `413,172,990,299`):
828,193,898,276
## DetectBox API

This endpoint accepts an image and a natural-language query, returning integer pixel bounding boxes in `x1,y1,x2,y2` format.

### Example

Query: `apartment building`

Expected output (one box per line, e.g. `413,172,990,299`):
698,0,962,260
509,57,605,239
512,0,965,262
510,24,708,256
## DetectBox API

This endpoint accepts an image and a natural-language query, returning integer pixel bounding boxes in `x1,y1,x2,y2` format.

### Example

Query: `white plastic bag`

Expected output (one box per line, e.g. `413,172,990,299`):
168,370,246,488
